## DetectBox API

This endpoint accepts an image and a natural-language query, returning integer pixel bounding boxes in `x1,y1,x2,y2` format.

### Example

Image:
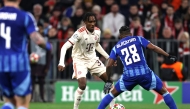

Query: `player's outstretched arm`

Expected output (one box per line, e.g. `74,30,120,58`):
147,43,169,57
58,41,73,71
147,43,177,62
95,43,109,59
30,32,51,50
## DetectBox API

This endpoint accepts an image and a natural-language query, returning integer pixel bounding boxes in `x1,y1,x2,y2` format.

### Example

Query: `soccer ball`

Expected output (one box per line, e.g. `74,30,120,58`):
30,53,39,63
110,103,125,109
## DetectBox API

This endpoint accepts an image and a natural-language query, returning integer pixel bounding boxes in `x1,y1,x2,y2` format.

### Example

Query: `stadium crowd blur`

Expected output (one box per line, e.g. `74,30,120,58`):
1,0,190,81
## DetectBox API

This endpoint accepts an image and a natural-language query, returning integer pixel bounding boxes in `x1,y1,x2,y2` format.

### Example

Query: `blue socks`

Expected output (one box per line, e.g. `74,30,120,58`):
97,93,114,109
1,103,14,109
97,91,177,109
163,92,177,109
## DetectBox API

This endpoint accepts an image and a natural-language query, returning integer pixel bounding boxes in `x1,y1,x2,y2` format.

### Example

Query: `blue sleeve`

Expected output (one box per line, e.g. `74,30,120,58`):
25,12,38,35
109,46,117,60
137,36,150,48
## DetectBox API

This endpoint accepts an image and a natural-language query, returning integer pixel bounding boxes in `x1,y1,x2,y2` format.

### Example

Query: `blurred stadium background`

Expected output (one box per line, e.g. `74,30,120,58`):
1,0,190,108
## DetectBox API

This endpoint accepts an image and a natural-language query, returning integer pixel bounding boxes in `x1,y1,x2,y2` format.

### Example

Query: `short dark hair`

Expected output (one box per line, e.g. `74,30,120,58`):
82,12,97,22
132,17,140,21
119,26,130,34
111,3,118,7
174,18,182,23
167,5,174,9
130,4,138,8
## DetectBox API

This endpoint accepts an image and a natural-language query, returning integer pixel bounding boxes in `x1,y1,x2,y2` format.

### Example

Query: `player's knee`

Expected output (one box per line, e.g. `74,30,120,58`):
15,94,31,108
78,84,86,90
77,77,87,90
160,86,168,95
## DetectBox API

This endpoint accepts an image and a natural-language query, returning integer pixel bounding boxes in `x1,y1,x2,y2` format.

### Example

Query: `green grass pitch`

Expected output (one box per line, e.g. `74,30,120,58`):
1,102,190,109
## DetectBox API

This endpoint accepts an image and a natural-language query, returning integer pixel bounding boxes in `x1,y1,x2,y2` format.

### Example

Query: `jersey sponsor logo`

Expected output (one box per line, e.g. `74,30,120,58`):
0,12,17,20
117,38,136,48
86,43,94,52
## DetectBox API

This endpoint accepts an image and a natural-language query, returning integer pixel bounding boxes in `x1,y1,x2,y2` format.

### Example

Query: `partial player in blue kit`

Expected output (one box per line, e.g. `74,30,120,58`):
0,0,52,109
97,26,178,109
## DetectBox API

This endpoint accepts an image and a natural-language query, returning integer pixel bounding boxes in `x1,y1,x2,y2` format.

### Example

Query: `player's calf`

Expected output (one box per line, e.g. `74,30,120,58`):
109,83,115,107
73,87,85,109
1,97,16,109
97,93,114,109
156,87,177,109
73,77,87,109
78,79,87,90
14,94,31,109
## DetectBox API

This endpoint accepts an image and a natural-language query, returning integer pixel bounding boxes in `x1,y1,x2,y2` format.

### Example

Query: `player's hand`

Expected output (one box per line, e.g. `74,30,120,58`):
104,80,113,94
58,65,65,71
168,55,177,63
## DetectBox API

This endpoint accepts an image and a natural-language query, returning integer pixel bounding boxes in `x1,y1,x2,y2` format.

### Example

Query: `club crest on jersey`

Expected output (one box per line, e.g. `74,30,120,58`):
78,71,82,75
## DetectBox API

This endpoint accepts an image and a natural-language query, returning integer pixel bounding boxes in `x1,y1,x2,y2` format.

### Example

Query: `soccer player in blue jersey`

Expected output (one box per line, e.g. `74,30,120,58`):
97,26,178,109
0,0,52,109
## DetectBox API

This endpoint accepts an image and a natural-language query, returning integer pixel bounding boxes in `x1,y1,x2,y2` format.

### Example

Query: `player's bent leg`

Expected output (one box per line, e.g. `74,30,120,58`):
0,73,16,109
99,73,115,107
97,87,122,109
99,72,108,82
156,86,178,109
14,94,31,109
153,73,177,109
74,77,87,109
12,71,32,109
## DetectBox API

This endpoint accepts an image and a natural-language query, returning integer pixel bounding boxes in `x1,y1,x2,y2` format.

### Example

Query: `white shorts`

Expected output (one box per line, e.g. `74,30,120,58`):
72,58,106,79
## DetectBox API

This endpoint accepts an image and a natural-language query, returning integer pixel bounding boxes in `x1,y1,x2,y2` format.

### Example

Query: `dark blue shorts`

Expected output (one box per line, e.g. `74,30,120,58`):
0,71,31,98
115,70,163,92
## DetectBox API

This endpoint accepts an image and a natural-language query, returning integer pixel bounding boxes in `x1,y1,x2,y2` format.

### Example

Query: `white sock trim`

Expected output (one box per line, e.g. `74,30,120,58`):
163,91,169,97
77,87,84,95
109,93,114,98
17,106,27,109
4,102,14,109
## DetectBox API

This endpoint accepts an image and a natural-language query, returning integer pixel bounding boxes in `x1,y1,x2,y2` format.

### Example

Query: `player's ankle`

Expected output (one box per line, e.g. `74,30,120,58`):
17,106,27,109
73,104,79,109
2,102,14,109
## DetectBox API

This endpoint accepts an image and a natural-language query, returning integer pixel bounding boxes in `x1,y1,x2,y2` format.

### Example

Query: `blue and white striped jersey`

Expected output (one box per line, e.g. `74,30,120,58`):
109,36,151,77
0,6,38,72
